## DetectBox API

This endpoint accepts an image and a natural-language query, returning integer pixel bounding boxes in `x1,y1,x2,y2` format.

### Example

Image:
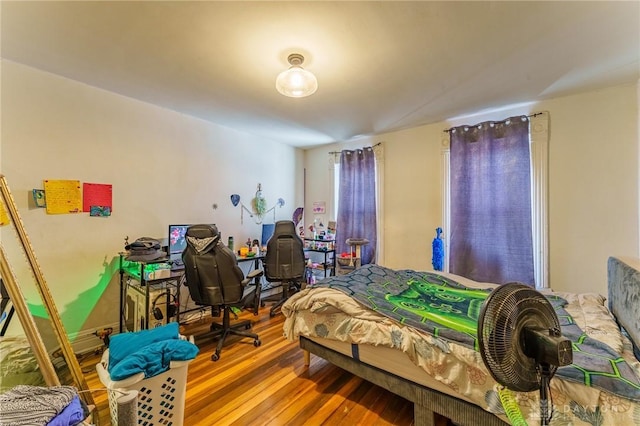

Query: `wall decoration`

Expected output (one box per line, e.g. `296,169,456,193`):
292,207,304,227
43,180,82,214
82,182,113,213
32,189,46,208
312,201,326,214
89,206,111,217
293,207,304,237
230,183,284,224
253,185,267,217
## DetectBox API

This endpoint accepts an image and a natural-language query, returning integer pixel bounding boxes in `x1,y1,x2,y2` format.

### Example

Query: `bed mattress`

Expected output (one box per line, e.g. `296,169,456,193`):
306,336,476,404
283,266,640,425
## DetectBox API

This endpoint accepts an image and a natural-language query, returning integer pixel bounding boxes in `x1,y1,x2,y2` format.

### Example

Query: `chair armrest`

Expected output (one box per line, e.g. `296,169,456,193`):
243,268,264,285
246,268,264,280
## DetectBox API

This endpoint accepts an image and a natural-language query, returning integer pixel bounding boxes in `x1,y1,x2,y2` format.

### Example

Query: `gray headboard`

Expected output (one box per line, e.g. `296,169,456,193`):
607,256,640,358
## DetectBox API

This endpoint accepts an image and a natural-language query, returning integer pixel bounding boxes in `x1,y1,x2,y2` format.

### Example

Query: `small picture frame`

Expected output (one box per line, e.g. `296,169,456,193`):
313,201,326,214
90,206,111,217
32,189,46,208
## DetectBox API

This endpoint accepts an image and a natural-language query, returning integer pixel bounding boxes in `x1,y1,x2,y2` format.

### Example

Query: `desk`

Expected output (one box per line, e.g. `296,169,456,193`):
118,254,183,332
236,254,264,266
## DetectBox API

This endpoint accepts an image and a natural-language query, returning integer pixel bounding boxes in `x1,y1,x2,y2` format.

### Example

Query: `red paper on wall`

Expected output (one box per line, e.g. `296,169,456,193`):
83,182,113,212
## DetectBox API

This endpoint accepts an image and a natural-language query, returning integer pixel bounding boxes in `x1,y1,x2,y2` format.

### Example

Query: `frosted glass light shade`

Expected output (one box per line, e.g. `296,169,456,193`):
276,54,318,98
276,67,318,98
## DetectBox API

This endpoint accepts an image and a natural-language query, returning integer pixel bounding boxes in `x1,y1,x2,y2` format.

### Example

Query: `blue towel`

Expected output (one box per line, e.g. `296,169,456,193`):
108,322,180,373
109,339,199,381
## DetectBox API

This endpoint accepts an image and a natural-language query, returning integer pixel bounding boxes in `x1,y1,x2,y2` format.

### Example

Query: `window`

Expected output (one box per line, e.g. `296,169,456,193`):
443,112,549,288
330,144,385,264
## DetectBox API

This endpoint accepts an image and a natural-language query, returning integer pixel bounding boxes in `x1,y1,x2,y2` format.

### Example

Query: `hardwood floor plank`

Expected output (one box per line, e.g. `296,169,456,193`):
301,374,364,424
341,384,387,424
231,354,333,425
261,361,349,425
191,355,306,424
322,378,378,424
82,304,415,425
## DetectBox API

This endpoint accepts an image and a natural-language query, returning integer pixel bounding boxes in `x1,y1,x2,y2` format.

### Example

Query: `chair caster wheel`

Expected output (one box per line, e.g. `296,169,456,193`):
254,339,261,347
211,353,220,361
269,311,276,317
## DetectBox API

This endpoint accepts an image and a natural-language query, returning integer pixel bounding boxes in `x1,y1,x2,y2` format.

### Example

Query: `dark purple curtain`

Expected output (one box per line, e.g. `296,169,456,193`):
336,147,377,265
449,116,535,286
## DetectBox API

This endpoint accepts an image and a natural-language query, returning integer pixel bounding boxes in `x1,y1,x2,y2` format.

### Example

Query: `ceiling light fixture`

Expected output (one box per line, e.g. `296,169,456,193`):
276,53,318,98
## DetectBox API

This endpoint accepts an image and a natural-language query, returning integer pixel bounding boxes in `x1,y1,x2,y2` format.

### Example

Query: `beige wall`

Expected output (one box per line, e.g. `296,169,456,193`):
1,61,303,339
547,85,638,293
305,83,639,296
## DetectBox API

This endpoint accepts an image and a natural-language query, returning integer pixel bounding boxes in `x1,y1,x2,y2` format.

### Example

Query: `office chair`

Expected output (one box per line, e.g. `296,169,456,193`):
262,220,306,317
182,224,262,361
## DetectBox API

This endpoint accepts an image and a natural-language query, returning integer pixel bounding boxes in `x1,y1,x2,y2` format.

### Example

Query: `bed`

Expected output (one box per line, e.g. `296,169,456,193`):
282,256,640,425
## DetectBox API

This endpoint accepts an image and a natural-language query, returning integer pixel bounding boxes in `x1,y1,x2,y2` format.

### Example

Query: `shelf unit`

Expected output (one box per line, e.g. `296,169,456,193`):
304,238,336,279
119,254,183,332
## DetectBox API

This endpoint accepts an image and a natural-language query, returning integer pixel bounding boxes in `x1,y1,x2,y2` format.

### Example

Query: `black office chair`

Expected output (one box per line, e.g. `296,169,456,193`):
182,224,262,361
263,220,306,317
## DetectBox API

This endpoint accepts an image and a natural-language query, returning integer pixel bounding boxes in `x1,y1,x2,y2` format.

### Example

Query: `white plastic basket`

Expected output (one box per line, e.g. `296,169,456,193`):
95,337,194,426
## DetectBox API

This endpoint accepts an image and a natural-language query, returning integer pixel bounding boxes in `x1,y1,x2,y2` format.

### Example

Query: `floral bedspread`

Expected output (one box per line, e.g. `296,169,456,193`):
282,267,640,425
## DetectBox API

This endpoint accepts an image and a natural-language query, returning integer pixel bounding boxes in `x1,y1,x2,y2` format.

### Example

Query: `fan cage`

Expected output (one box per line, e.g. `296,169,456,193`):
478,283,560,393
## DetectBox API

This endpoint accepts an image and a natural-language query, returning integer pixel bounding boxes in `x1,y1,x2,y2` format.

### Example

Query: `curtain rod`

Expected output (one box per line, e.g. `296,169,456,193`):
442,112,544,133
328,142,381,155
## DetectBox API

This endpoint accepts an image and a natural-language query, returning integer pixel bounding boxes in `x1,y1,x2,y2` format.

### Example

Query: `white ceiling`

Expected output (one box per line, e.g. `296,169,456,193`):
2,1,639,148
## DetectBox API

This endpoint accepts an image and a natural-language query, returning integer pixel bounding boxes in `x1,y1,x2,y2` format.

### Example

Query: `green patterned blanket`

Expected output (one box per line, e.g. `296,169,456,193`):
314,264,640,402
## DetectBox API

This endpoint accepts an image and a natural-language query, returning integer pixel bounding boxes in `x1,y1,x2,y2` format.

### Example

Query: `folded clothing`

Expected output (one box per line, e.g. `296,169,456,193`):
0,385,77,426
46,395,85,426
108,322,198,382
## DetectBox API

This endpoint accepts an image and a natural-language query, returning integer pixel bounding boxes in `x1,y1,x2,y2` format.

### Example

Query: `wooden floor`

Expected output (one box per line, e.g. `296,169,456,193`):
83,305,417,425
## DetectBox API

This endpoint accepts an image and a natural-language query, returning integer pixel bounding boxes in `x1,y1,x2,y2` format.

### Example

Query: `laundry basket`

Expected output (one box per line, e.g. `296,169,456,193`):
95,337,194,426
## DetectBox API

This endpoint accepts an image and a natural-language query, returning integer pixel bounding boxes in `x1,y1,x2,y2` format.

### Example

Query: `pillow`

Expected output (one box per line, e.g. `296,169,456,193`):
108,322,179,373
109,339,199,381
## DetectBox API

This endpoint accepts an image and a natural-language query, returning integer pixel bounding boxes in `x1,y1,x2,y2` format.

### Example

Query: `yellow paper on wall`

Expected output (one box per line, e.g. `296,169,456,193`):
0,200,9,226
43,179,82,214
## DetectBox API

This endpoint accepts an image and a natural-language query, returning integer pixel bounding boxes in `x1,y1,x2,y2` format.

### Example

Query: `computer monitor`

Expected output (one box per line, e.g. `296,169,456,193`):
261,223,275,246
168,224,190,256
168,224,220,257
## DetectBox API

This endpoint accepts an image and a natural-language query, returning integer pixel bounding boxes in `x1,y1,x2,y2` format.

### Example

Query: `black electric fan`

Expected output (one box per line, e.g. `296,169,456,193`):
477,283,573,425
